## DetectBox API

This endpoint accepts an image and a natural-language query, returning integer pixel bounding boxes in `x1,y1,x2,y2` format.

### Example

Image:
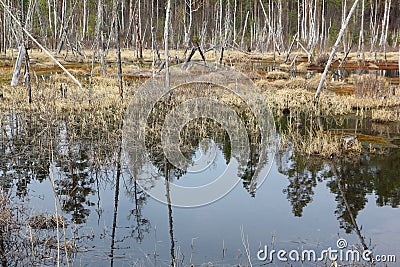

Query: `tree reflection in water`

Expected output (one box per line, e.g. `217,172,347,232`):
276,115,400,238
1,98,400,265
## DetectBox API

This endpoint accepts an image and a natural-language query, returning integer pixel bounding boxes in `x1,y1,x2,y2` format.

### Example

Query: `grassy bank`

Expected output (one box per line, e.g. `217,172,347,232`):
1,48,399,160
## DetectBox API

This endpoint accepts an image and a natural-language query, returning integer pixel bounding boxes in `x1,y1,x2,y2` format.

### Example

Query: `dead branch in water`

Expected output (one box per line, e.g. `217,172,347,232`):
0,0,83,89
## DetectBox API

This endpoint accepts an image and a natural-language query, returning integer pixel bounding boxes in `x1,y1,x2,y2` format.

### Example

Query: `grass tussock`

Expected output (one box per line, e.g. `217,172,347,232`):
0,187,75,266
265,70,289,80
296,62,309,73
259,81,353,115
372,109,400,122
280,129,362,159
353,74,387,98
258,72,399,116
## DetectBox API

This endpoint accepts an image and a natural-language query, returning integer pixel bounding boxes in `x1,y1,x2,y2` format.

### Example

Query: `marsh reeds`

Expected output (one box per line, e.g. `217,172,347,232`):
0,70,136,266
372,109,400,122
0,186,75,266
279,111,362,159
353,74,387,98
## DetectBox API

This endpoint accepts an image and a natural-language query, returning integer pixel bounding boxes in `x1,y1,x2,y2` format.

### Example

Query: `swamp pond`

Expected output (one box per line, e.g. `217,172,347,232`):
0,63,399,267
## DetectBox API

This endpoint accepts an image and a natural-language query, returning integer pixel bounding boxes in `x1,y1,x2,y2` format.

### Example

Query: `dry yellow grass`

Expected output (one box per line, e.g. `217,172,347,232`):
296,62,309,73
372,109,400,122
280,128,362,159
2,48,398,122
266,70,289,80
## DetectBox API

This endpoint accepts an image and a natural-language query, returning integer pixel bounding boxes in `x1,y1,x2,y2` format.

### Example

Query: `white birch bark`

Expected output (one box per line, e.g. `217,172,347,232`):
379,0,388,47
315,0,360,101
240,11,249,49
82,0,87,40
233,0,237,44
53,0,57,43
11,45,25,86
358,0,365,63
164,0,171,90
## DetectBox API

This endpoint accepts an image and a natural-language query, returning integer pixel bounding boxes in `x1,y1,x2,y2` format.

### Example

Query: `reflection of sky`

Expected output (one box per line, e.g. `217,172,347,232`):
158,141,226,187
24,148,400,266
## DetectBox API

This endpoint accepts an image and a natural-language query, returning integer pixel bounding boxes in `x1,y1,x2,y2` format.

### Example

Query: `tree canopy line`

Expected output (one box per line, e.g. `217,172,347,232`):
0,0,399,57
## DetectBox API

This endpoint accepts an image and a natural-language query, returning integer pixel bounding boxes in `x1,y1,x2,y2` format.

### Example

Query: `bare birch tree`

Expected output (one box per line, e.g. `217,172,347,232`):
112,0,123,99
164,0,171,90
95,0,106,75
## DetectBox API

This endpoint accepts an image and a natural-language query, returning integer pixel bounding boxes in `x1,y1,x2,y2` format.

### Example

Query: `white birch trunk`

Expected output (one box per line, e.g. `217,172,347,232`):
11,45,25,86
121,0,124,32
297,0,301,40
342,0,347,53
164,0,171,90
95,0,106,75
47,0,52,34
382,0,391,53
83,0,87,40
315,0,360,101
233,0,237,44
151,0,155,75
240,11,249,49
320,0,325,51
358,0,365,63
53,0,57,43
379,0,388,48
219,0,222,43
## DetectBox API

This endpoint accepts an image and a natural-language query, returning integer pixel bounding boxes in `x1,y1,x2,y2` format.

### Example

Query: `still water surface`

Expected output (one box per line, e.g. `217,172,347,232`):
0,101,399,266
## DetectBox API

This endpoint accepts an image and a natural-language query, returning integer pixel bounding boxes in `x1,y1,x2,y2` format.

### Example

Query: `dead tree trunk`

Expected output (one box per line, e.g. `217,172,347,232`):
128,0,134,47
82,0,87,40
95,0,106,76
11,46,25,86
24,44,32,103
219,47,224,65
358,0,365,64
164,0,171,90
135,14,143,59
113,0,123,100
151,0,155,75
233,0,237,44
315,0,360,101
369,0,378,54
240,11,249,49
284,33,298,63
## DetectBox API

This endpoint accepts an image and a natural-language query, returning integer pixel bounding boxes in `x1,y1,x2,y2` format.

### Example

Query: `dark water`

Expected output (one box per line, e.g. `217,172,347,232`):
1,108,399,266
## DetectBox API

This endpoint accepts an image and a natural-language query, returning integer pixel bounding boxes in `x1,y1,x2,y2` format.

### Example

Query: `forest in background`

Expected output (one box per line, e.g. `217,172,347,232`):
0,0,399,58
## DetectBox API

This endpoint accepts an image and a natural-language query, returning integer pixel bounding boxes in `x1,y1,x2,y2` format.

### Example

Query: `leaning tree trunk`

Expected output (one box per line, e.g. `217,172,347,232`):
315,0,360,101
10,46,25,86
